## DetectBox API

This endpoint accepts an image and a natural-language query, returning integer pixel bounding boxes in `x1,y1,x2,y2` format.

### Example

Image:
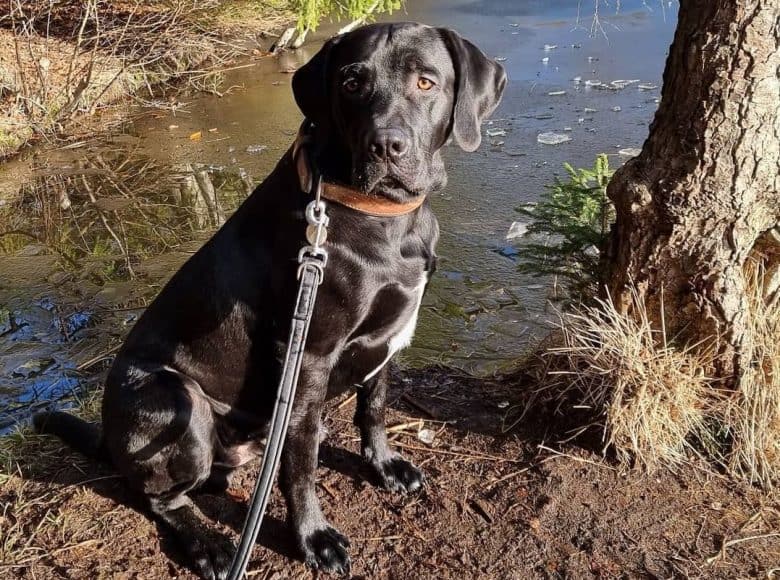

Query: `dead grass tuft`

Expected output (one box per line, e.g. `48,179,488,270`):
720,261,780,488
534,288,717,470
529,256,780,487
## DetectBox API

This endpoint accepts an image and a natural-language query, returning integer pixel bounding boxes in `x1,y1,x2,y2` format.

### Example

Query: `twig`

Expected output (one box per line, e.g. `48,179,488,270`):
392,441,522,464
336,393,357,410
705,533,780,565
76,344,121,371
537,444,617,471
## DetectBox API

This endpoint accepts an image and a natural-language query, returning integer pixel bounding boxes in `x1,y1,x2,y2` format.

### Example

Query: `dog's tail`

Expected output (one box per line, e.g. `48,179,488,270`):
33,411,110,462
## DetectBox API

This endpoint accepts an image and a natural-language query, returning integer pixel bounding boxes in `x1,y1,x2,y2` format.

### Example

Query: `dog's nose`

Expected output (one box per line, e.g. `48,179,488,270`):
368,129,409,162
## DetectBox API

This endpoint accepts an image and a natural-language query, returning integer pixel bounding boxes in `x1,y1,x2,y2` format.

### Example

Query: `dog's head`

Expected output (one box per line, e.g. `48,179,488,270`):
292,22,507,202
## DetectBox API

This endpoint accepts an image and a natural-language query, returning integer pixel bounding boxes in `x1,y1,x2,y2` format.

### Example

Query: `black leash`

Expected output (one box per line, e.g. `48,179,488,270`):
226,173,329,580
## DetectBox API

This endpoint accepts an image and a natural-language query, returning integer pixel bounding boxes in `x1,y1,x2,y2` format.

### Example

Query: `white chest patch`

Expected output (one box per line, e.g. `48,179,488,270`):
363,275,427,382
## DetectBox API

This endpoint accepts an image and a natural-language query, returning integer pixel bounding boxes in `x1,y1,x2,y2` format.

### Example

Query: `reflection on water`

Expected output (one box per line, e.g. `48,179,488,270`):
0,0,678,429
0,144,252,429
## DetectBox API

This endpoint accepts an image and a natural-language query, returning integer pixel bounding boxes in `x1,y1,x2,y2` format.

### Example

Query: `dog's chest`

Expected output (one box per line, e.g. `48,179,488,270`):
331,270,427,387
362,273,427,381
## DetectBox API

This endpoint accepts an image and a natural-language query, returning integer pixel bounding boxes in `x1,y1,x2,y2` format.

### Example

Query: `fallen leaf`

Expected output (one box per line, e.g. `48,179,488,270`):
189,131,202,141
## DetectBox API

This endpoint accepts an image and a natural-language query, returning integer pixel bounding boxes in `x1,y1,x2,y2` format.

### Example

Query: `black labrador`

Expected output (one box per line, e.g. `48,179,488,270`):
34,22,506,579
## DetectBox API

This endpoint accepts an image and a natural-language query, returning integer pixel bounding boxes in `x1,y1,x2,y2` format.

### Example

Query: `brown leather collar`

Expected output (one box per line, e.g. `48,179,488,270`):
292,126,426,218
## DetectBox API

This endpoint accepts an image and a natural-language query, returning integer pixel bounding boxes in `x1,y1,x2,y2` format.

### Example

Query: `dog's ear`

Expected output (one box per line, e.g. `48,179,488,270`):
439,29,507,152
292,36,341,124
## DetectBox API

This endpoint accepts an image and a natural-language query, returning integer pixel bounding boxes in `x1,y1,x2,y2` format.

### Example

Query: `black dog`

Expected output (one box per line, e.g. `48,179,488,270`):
34,22,505,579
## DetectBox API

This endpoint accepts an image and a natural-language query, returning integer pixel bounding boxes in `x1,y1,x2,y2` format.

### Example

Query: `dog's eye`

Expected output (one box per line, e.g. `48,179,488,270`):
343,78,360,93
417,77,435,91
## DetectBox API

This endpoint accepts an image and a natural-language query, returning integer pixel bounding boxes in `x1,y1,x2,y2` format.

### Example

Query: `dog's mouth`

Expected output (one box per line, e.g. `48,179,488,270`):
352,163,420,200
374,175,414,196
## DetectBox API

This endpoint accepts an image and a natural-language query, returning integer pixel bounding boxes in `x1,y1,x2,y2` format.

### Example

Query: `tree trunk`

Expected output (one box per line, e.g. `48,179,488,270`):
606,0,780,379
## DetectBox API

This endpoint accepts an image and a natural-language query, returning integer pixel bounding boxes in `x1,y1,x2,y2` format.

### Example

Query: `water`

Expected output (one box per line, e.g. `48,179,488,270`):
0,0,678,429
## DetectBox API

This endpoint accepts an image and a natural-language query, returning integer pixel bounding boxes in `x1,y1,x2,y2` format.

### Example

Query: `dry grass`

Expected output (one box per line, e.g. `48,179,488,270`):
721,262,780,488
0,0,292,157
0,389,101,569
529,258,780,487
533,288,717,470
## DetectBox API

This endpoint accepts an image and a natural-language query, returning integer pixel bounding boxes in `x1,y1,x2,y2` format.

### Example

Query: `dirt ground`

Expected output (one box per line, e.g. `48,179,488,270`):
1,366,778,579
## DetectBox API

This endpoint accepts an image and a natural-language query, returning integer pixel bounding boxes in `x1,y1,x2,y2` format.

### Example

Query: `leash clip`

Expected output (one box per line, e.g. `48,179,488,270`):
297,246,327,282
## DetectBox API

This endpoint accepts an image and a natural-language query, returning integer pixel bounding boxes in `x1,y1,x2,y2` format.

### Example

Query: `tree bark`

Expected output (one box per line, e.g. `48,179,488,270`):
606,0,780,379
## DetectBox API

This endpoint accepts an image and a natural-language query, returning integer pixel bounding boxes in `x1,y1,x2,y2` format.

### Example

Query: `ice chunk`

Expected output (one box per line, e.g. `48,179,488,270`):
583,107,597,113
541,57,550,64
543,44,558,51
610,79,640,88
612,106,622,112
618,147,642,157
584,79,603,87
537,132,571,145
638,83,659,90
506,221,529,240
486,128,507,137
547,90,566,96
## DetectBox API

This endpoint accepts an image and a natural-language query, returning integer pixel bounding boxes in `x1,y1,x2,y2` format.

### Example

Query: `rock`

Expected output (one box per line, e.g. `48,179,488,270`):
417,428,436,445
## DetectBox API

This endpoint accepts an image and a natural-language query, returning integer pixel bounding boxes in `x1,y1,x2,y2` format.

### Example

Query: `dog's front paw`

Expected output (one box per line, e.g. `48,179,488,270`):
184,533,234,580
373,456,425,493
302,526,351,575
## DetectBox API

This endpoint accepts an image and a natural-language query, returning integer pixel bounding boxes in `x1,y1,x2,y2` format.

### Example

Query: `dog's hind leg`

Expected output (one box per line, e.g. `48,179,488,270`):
279,359,351,575
355,365,424,493
105,369,234,580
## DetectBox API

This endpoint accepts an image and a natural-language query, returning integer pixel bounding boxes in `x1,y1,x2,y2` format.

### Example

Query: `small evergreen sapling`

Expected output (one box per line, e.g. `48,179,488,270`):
515,154,615,300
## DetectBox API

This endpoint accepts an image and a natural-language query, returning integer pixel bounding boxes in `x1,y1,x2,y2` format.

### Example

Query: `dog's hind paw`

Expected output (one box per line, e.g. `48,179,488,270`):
302,526,351,575
374,456,425,493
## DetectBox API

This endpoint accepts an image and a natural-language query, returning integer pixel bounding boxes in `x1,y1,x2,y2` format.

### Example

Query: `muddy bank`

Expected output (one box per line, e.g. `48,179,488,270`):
1,367,777,578
0,1,293,158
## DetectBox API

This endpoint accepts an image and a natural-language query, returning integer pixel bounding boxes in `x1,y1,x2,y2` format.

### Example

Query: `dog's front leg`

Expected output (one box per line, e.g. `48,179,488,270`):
356,365,424,493
280,360,350,574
